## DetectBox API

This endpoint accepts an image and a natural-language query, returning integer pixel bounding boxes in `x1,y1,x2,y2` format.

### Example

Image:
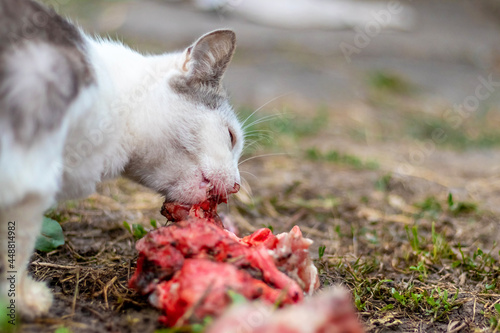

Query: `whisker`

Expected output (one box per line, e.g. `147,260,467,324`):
243,133,274,146
240,170,258,181
243,134,274,143
243,113,287,131
238,152,290,166
240,91,294,127
239,177,256,207
243,140,265,153
243,129,275,137
243,137,273,146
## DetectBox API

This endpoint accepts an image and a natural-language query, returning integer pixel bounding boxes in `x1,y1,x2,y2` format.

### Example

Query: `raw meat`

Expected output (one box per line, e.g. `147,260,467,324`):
150,259,296,326
160,186,236,228
128,197,321,326
160,197,223,228
129,218,305,303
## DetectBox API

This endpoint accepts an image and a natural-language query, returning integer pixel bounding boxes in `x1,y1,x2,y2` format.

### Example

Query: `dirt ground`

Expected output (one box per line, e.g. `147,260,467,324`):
13,0,500,332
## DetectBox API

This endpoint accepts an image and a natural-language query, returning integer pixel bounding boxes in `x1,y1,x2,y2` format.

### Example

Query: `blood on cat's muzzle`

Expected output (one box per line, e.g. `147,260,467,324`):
228,182,240,194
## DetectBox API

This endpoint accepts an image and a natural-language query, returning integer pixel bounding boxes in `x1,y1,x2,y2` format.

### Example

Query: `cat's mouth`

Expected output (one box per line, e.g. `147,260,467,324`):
161,172,239,206
162,181,239,206
201,180,240,204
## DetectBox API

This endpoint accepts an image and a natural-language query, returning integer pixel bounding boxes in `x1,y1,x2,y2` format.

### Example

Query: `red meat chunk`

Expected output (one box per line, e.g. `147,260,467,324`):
239,226,320,294
129,218,304,304
150,259,292,326
129,198,321,326
161,198,223,227
160,188,233,228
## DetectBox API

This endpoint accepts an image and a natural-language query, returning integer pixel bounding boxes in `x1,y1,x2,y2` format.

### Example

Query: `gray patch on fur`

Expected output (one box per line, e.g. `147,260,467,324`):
0,0,94,143
170,30,236,109
170,74,228,109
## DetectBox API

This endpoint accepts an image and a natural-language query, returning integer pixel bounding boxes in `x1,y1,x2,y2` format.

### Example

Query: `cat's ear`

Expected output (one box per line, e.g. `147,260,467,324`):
181,29,236,86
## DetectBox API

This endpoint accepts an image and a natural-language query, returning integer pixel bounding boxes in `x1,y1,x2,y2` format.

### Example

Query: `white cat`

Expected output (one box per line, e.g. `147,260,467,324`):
0,0,243,319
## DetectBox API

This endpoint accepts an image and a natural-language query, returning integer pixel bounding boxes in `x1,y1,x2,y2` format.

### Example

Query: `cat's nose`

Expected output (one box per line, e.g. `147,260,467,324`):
228,182,240,194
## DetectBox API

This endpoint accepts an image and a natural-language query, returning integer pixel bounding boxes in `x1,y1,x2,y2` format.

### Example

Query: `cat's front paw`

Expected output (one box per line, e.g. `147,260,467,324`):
18,277,53,320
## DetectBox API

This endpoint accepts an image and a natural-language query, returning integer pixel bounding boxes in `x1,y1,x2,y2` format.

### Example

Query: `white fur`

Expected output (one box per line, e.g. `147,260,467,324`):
0,29,242,318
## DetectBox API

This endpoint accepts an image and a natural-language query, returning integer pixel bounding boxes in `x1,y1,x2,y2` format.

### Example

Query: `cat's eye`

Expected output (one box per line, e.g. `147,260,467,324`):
229,129,235,148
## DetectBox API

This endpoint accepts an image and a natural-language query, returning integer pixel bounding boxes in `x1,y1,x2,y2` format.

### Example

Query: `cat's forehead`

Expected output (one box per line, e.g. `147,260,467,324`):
169,74,227,110
170,79,240,130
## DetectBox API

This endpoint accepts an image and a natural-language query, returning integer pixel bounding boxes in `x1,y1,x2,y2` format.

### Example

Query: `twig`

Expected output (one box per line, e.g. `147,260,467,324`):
447,321,466,333
82,305,106,321
104,276,118,310
472,296,477,322
31,262,79,270
486,297,500,311
95,233,133,258
72,268,80,315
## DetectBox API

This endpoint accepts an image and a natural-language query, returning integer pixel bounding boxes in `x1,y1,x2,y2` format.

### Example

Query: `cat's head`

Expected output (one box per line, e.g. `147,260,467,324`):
124,30,243,204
